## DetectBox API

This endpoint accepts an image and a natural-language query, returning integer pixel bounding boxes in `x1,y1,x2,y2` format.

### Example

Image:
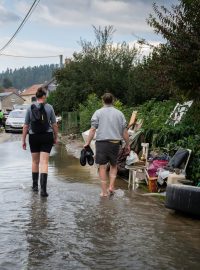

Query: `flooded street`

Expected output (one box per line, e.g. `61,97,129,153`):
0,135,200,270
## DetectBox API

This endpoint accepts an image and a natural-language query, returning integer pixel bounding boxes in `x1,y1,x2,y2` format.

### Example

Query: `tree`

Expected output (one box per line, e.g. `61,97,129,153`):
3,78,12,88
53,25,138,113
0,64,59,90
148,0,200,99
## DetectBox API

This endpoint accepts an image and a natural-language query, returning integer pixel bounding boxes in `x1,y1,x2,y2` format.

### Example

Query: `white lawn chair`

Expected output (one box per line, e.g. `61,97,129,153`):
125,143,149,190
167,149,192,185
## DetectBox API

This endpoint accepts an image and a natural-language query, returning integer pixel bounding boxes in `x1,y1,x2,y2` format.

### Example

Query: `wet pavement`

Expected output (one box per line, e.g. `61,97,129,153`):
0,134,200,270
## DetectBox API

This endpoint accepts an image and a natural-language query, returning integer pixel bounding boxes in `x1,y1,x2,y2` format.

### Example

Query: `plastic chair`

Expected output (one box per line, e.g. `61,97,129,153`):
125,143,149,190
167,149,192,185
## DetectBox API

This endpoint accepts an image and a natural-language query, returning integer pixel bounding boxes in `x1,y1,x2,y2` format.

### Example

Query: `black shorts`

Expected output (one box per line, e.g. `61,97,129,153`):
95,141,120,166
29,132,54,153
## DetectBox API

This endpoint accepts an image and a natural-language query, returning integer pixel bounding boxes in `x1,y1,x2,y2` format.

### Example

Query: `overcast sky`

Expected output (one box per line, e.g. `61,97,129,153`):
0,0,177,72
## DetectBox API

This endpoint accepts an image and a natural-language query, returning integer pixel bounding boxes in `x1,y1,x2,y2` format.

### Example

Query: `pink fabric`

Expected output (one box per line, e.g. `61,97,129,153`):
148,160,168,177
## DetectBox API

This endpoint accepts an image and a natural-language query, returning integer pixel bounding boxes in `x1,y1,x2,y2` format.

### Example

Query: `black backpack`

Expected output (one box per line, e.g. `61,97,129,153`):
31,103,49,134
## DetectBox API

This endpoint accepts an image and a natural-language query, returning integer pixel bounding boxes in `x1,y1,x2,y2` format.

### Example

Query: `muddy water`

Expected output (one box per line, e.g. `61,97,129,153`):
0,136,200,270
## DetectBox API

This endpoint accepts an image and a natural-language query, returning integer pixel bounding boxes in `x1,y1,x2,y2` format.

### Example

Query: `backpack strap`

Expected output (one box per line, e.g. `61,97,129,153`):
39,103,51,127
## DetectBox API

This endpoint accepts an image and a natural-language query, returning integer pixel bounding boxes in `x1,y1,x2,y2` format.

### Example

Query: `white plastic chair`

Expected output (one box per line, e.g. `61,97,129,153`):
125,143,149,190
167,149,192,185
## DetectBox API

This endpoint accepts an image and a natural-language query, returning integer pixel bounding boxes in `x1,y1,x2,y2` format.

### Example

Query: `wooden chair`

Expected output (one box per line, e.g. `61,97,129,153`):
125,143,149,190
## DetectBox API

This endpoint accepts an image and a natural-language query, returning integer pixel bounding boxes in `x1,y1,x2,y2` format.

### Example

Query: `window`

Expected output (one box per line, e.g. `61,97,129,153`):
31,97,36,102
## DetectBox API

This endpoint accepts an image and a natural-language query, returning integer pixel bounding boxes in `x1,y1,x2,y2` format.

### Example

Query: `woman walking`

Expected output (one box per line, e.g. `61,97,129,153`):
22,87,58,197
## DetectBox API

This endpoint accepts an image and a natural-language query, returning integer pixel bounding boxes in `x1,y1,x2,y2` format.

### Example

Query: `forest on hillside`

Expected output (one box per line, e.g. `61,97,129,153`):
0,64,59,90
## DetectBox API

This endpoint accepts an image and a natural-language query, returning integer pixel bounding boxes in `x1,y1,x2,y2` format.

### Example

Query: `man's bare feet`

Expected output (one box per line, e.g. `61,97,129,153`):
108,189,115,196
100,192,108,197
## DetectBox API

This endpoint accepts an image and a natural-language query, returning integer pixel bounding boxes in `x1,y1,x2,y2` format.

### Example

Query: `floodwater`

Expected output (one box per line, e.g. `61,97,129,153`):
0,135,200,270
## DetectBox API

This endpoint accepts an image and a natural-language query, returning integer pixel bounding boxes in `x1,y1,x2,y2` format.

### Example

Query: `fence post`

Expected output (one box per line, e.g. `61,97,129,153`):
61,111,80,135
61,111,64,134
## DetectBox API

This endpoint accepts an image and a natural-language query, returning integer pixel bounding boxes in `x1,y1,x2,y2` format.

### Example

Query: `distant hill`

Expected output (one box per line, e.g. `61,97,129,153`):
0,64,59,90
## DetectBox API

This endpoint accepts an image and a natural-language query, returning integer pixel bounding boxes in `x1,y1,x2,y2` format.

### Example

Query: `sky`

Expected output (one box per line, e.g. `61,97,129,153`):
0,0,177,72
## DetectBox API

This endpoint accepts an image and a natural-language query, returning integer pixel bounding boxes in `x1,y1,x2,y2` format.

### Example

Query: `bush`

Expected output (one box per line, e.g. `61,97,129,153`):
135,100,200,185
79,94,102,132
135,99,176,131
79,93,133,132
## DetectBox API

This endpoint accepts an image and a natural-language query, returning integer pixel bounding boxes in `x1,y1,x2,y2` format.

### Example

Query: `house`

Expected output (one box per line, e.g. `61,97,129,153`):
3,87,19,94
42,78,57,96
0,92,25,112
20,79,57,104
20,84,43,104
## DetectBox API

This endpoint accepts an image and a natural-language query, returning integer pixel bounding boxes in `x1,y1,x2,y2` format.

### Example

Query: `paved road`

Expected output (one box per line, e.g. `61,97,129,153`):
0,135,200,270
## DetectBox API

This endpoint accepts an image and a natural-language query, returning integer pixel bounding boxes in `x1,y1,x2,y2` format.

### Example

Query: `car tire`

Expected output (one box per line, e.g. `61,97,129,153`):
165,184,200,216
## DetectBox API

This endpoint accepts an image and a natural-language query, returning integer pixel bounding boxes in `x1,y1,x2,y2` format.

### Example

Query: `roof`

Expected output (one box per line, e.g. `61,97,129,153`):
3,87,18,94
0,92,24,101
42,78,56,88
21,84,43,96
0,92,12,100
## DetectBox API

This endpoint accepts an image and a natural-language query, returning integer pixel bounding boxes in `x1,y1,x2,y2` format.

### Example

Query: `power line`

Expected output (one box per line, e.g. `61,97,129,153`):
1,53,60,58
0,0,40,54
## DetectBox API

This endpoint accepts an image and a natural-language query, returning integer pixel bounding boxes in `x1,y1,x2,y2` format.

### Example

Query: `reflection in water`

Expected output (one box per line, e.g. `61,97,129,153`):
49,143,128,189
26,195,55,269
0,140,200,270
49,142,102,186
73,199,120,269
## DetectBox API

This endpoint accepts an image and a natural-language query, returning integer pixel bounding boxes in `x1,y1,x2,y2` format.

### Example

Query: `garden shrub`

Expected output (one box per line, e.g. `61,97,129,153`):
136,100,200,185
79,94,102,132
79,94,133,132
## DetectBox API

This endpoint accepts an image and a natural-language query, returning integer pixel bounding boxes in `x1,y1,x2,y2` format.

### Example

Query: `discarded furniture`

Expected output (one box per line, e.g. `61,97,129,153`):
127,111,137,129
125,143,149,190
166,149,191,174
167,173,185,185
157,149,192,186
165,184,200,216
117,147,130,178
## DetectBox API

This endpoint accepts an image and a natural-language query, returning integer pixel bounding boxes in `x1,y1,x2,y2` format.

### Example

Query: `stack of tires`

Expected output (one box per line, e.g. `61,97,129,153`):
165,184,200,216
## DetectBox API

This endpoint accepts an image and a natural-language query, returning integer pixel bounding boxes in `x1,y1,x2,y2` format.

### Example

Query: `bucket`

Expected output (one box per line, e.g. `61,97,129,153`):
148,177,158,192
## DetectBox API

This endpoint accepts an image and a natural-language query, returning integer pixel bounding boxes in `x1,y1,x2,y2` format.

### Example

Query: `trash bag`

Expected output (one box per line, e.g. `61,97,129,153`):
126,151,139,166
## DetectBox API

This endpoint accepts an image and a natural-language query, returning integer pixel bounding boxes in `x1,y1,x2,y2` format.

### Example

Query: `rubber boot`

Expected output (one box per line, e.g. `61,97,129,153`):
32,172,39,192
40,173,48,197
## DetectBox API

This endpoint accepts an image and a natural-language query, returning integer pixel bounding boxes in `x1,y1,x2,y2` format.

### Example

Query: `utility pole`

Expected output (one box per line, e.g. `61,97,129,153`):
59,55,63,68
